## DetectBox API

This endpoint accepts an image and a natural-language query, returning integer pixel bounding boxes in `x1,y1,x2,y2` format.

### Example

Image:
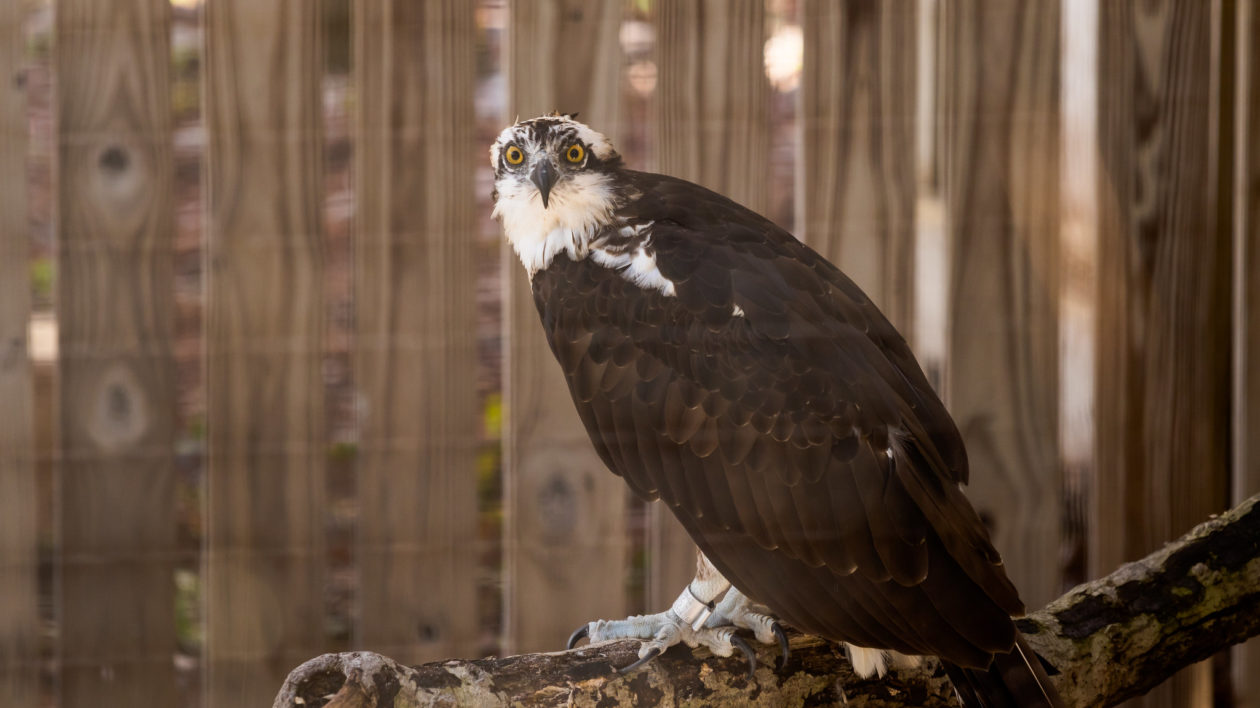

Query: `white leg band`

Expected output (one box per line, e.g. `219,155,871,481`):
670,584,720,627
669,572,733,631
670,586,716,630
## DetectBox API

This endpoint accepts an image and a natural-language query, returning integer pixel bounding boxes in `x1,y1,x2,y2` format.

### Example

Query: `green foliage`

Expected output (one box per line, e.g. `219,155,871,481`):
27,31,49,62
173,569,203,652
328,441,358,463
482,392,502,438
185,413,205,442
29,258,52,305
478,393,503,524
171,45,200,121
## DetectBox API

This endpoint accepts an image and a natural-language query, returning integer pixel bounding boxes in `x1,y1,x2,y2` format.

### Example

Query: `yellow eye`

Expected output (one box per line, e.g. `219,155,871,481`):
504,145,524,165
565,144,585,164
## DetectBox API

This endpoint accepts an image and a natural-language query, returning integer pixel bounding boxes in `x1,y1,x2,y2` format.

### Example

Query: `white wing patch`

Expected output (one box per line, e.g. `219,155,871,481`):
590,226,677,297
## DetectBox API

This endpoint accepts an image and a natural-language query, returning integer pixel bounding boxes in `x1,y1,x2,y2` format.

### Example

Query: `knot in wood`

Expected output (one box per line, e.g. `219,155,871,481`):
99,145,130,173
87,363,149,451
537,473,577,541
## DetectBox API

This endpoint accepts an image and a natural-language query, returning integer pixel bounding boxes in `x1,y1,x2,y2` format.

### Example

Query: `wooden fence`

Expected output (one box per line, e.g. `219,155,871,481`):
0,1,1256,707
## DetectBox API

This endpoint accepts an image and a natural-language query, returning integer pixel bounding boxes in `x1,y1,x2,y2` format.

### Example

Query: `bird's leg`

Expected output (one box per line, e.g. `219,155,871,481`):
706,583,792,667
568,551,790,676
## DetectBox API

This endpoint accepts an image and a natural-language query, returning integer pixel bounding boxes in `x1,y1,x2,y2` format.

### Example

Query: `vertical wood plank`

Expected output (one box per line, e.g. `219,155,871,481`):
654,0,769,213
939,0,1062,608
204,2,325,704
503,0,629,654
1093,1,1230,705
800,0,917,334
353,0,480,663
0,4,37,706
54,1,178,705
1232,1,1260,705
643,501,696,615
642,0,769,611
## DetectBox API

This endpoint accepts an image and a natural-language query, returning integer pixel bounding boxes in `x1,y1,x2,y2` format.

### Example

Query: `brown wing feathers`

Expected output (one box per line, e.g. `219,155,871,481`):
531,171,1023,668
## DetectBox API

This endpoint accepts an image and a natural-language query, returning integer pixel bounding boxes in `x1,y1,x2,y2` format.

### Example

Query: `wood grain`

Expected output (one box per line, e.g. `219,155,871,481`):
204,2,326,705
643,0,770,610
54,1,178,704
653,0,769,214
0,4,37,706
1233,2,1260,705
353,0,479,664
938,0,1062,609
800,0,917,334
504,0,630,654
1094,1,1231,706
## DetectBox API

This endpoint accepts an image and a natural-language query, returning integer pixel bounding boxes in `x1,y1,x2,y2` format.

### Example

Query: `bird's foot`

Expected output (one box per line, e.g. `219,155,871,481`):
567,585,790,677
572,611,755,675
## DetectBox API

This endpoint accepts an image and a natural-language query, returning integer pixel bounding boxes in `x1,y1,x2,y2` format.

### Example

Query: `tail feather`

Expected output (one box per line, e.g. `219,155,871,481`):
942,632,1064,708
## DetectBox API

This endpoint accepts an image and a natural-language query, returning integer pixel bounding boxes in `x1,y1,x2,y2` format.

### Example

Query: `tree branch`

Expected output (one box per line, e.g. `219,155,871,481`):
273,494,1260,708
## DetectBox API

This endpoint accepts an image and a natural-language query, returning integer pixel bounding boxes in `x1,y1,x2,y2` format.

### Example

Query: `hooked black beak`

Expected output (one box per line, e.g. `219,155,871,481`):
531,160,557,208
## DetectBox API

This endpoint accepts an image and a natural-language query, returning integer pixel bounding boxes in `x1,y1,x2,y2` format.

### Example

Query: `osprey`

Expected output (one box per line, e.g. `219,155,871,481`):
492,114,1063,707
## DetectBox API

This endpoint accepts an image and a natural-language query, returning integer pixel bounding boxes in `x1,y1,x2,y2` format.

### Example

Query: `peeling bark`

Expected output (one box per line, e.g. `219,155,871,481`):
274,494,1260,708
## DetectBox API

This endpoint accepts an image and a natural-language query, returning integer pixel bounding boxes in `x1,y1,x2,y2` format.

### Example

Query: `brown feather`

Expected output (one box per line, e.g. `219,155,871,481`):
528,167,1027,669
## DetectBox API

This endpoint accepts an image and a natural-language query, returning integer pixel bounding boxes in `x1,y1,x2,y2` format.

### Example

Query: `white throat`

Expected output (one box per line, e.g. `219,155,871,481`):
493,170,620,277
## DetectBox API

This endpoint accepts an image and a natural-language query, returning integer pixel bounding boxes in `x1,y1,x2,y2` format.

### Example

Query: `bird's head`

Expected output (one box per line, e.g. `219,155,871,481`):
490,113,621,209
491,114,626,274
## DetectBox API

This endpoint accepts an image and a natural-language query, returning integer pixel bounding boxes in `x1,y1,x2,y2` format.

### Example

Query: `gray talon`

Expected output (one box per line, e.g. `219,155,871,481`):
615,647,662,675
730,634,757,678
771,622,790,668
567,624,589,650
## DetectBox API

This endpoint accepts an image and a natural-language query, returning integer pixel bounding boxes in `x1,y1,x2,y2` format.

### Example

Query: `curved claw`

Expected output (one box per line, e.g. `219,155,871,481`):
614,647,661,675
566,624,589,650
771,622,790,668
730,634,757,679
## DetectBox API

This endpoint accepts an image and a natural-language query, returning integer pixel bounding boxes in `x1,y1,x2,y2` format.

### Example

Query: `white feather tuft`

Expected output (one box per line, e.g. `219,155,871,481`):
846,643,889,678
844,644,923,678
493,169,619,276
